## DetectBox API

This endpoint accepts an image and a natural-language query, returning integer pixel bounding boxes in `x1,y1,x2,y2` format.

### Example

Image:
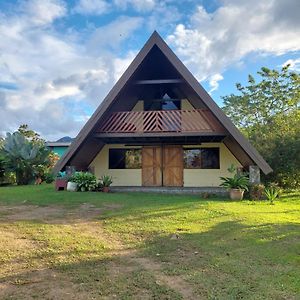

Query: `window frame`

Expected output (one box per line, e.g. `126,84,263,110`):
183,147,220,169
108,148,142,170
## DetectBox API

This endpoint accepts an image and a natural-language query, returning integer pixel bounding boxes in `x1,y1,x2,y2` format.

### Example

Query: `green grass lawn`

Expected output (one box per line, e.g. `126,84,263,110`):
0,184,299,299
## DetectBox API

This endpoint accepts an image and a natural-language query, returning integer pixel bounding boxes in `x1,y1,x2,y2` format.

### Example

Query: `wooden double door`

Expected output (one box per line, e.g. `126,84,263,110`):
142,146,183,187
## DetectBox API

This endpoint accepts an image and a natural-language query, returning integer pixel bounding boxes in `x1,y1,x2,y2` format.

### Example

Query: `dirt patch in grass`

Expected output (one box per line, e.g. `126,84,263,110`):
132,256,197,300
0,229,36,254
63,203,104,223
107,259,137,279
0,268,89,300
0,205,65,221
0,228,40,282
105,245,198,299
0,203,125,299
0,202,122,224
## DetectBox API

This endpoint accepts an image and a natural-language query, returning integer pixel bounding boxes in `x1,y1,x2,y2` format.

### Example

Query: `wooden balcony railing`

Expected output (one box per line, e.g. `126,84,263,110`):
97,109,224,134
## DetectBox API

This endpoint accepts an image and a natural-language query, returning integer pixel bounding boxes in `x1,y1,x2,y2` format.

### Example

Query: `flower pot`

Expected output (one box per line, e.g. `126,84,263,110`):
102,186,109,193
229,189,245,200
55,178,67,191
67,181,77,192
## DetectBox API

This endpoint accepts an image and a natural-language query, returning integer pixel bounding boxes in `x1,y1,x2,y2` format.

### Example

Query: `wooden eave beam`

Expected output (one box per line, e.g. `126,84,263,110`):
134,79,183,84
94,132,227,139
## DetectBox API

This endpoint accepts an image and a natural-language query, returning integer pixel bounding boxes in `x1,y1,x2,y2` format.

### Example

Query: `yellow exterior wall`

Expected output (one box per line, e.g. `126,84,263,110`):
132,100,144,111
181,99,195,110
89,143,241,187
132,99,194,111
89,144,142,186
183,143,242,187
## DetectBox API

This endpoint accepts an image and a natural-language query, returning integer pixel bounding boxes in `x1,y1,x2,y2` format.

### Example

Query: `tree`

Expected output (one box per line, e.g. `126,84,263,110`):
18,124,45,145
222,65,300,188
0,155,5,183
1,132,51,185
0,137,6,183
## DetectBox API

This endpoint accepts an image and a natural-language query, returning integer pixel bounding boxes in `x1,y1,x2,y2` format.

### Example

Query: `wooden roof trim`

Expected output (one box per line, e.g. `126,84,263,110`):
150,34,272,174
53,31,160,173
54,31,272,175
135,79,183,84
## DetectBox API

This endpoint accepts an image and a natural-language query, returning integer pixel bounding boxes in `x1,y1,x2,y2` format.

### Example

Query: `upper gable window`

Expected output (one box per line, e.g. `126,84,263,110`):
162,100,180,110
144,93,181,111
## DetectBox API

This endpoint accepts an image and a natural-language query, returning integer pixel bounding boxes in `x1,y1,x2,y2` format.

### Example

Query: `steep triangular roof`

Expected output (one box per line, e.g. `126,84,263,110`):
54,31,272,174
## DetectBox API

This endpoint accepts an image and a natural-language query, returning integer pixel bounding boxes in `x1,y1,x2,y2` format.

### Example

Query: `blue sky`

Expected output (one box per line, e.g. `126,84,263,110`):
0,0,299,140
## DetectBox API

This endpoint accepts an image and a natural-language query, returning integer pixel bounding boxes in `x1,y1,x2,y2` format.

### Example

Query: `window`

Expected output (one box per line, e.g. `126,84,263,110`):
161,100,181,110
183,148,220,169
144,93,181,111
109,149,141,169
144,100,181,111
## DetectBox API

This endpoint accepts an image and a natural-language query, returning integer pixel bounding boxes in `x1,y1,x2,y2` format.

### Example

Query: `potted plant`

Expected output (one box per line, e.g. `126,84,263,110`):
67,173,78,192
69,172,97,192
99,175,113,193
55,171,67,191
220,165,249,200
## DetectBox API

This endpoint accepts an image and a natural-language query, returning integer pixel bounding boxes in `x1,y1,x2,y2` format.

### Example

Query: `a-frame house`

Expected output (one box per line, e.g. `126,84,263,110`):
54,31,272,187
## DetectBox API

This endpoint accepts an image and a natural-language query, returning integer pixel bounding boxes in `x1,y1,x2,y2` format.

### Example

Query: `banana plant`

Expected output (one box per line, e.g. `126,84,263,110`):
1,132,51,185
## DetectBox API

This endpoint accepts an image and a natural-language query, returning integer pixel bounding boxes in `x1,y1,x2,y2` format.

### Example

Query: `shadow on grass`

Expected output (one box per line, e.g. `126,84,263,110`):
1,219,299,299
0,193,231,226
279,192,300,201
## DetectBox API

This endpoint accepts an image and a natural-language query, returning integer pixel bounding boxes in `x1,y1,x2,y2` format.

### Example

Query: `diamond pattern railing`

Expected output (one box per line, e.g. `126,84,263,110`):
97,109,223,134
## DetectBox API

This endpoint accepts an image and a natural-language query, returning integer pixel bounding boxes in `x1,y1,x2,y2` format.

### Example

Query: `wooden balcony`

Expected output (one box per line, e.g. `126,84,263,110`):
97,109,225,136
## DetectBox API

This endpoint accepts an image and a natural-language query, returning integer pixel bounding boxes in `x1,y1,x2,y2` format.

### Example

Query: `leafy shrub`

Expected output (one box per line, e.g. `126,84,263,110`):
250,184,265,200
220,174,249,191
268,182,283,197
264,186,279,205
99,175,113,187
220,165,249,191
4,172,16,185
93,181,104,192
44,172,55,184
1,132,51,185
0,171,16,186
0,154,5,183
69,172,97,192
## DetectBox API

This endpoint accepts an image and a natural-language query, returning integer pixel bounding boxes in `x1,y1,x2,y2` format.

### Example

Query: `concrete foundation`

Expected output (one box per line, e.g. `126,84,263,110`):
110,186,227,196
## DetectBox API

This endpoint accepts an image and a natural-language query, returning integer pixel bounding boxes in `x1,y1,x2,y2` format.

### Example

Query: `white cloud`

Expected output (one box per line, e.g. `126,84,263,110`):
73,0,110,15
168,0,300,81
1,0,299,140
144,2,181,32
113,51,137,82
21,0,67,25
87,16,143,53
283,58,300,71
0,2,142,139
73,0,156,14
208,73,224,94
114,0,156,12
